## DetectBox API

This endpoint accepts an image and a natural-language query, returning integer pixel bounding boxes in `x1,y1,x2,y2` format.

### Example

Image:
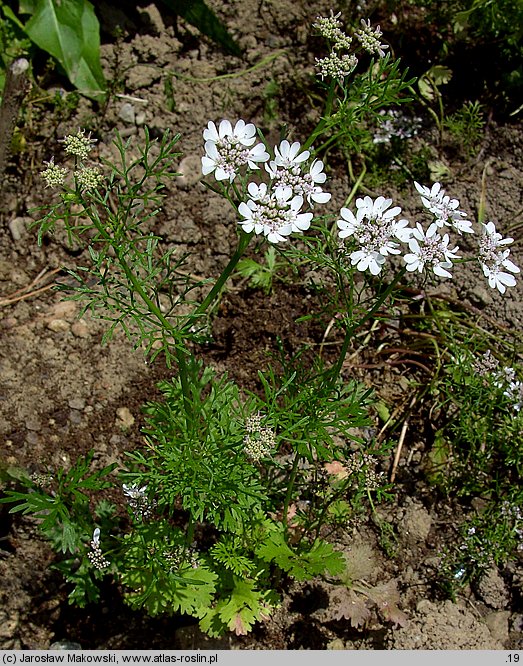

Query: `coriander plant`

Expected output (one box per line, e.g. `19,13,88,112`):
1,10,520,637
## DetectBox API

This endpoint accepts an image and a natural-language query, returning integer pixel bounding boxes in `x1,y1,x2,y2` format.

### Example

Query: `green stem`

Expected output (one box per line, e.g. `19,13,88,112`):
89,215,195,420
302,81,337,152
188,230,252,326
185,514,195,549
282,453,301,539
328,267,407,387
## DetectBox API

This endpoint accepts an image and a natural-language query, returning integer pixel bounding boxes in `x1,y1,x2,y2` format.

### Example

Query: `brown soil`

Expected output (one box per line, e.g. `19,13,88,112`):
1,0,522,651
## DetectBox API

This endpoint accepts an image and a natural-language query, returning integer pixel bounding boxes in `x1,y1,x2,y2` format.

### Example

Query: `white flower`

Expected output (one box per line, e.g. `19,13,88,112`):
238,182,312,243
61,129,96,159
201,119,269,182
92,527,101,546
41,158,68,188
479,221,515,256
478,221,519,294
203,119,256,147
356,19,389,58
414,181,473,234
481,258,518,294
403,222,460,278
349,248,386,275
88,527,110,570
315,52,358,81
414,180,443,207
266,144,331,206
494,366,516,388
504,379,523,412
123,483,148,499
337,195,411,274
273,140,310,168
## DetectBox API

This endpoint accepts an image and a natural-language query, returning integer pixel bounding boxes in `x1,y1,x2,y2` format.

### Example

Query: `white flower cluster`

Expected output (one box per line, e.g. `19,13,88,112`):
313,11,364,82
477,221,520,294
266,140,331,206
337,180,520,294
201,119,268,182
41,158,68,188
313,11,352,50
163,545,199,571
415,181,473,235
87,528,110,570
243,413,276,462
494,366,523,412
315,52,358,81
373,109,422,144
40,129,104,193
76,166,104,191
338,195,411,275
472,349,499,377
123,483,156,521
403,221,460,278
355,19,389,58
202,119,331,243
61,129,96,159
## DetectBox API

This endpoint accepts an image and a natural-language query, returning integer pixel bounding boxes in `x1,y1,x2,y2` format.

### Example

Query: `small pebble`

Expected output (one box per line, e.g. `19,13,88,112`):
176,155,202,189
8,216,31,241
46,319,70,332
116,406,135,428
119,102,136,124
68,398,85,410
71,320,89,338
25,417,41,431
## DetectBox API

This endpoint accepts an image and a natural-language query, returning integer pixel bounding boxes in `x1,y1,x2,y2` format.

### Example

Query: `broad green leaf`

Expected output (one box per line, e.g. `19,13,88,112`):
430,65,453,87
418,65,452,102
159,0,242,57
25,0,105,100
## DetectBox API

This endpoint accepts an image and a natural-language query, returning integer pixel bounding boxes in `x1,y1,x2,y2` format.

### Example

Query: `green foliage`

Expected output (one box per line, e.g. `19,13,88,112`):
1,17,420,634
36,128,213,365
54,557,106,607
258,348,372,463
120,522,218,617
407,0,523,107
256,526,345,580
318,55,416,156
427,337,523,587
434,347,522,496
199,578,276,637
0,0,240,101
159,0,241,57
24,0,105,101
0,1,31,92
440,487,523,596
0,450,117,553
236,246,286,294
444,100,485,153
417,64,452,103
126,361,268,532
453,0,523,74
210,536,257,576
